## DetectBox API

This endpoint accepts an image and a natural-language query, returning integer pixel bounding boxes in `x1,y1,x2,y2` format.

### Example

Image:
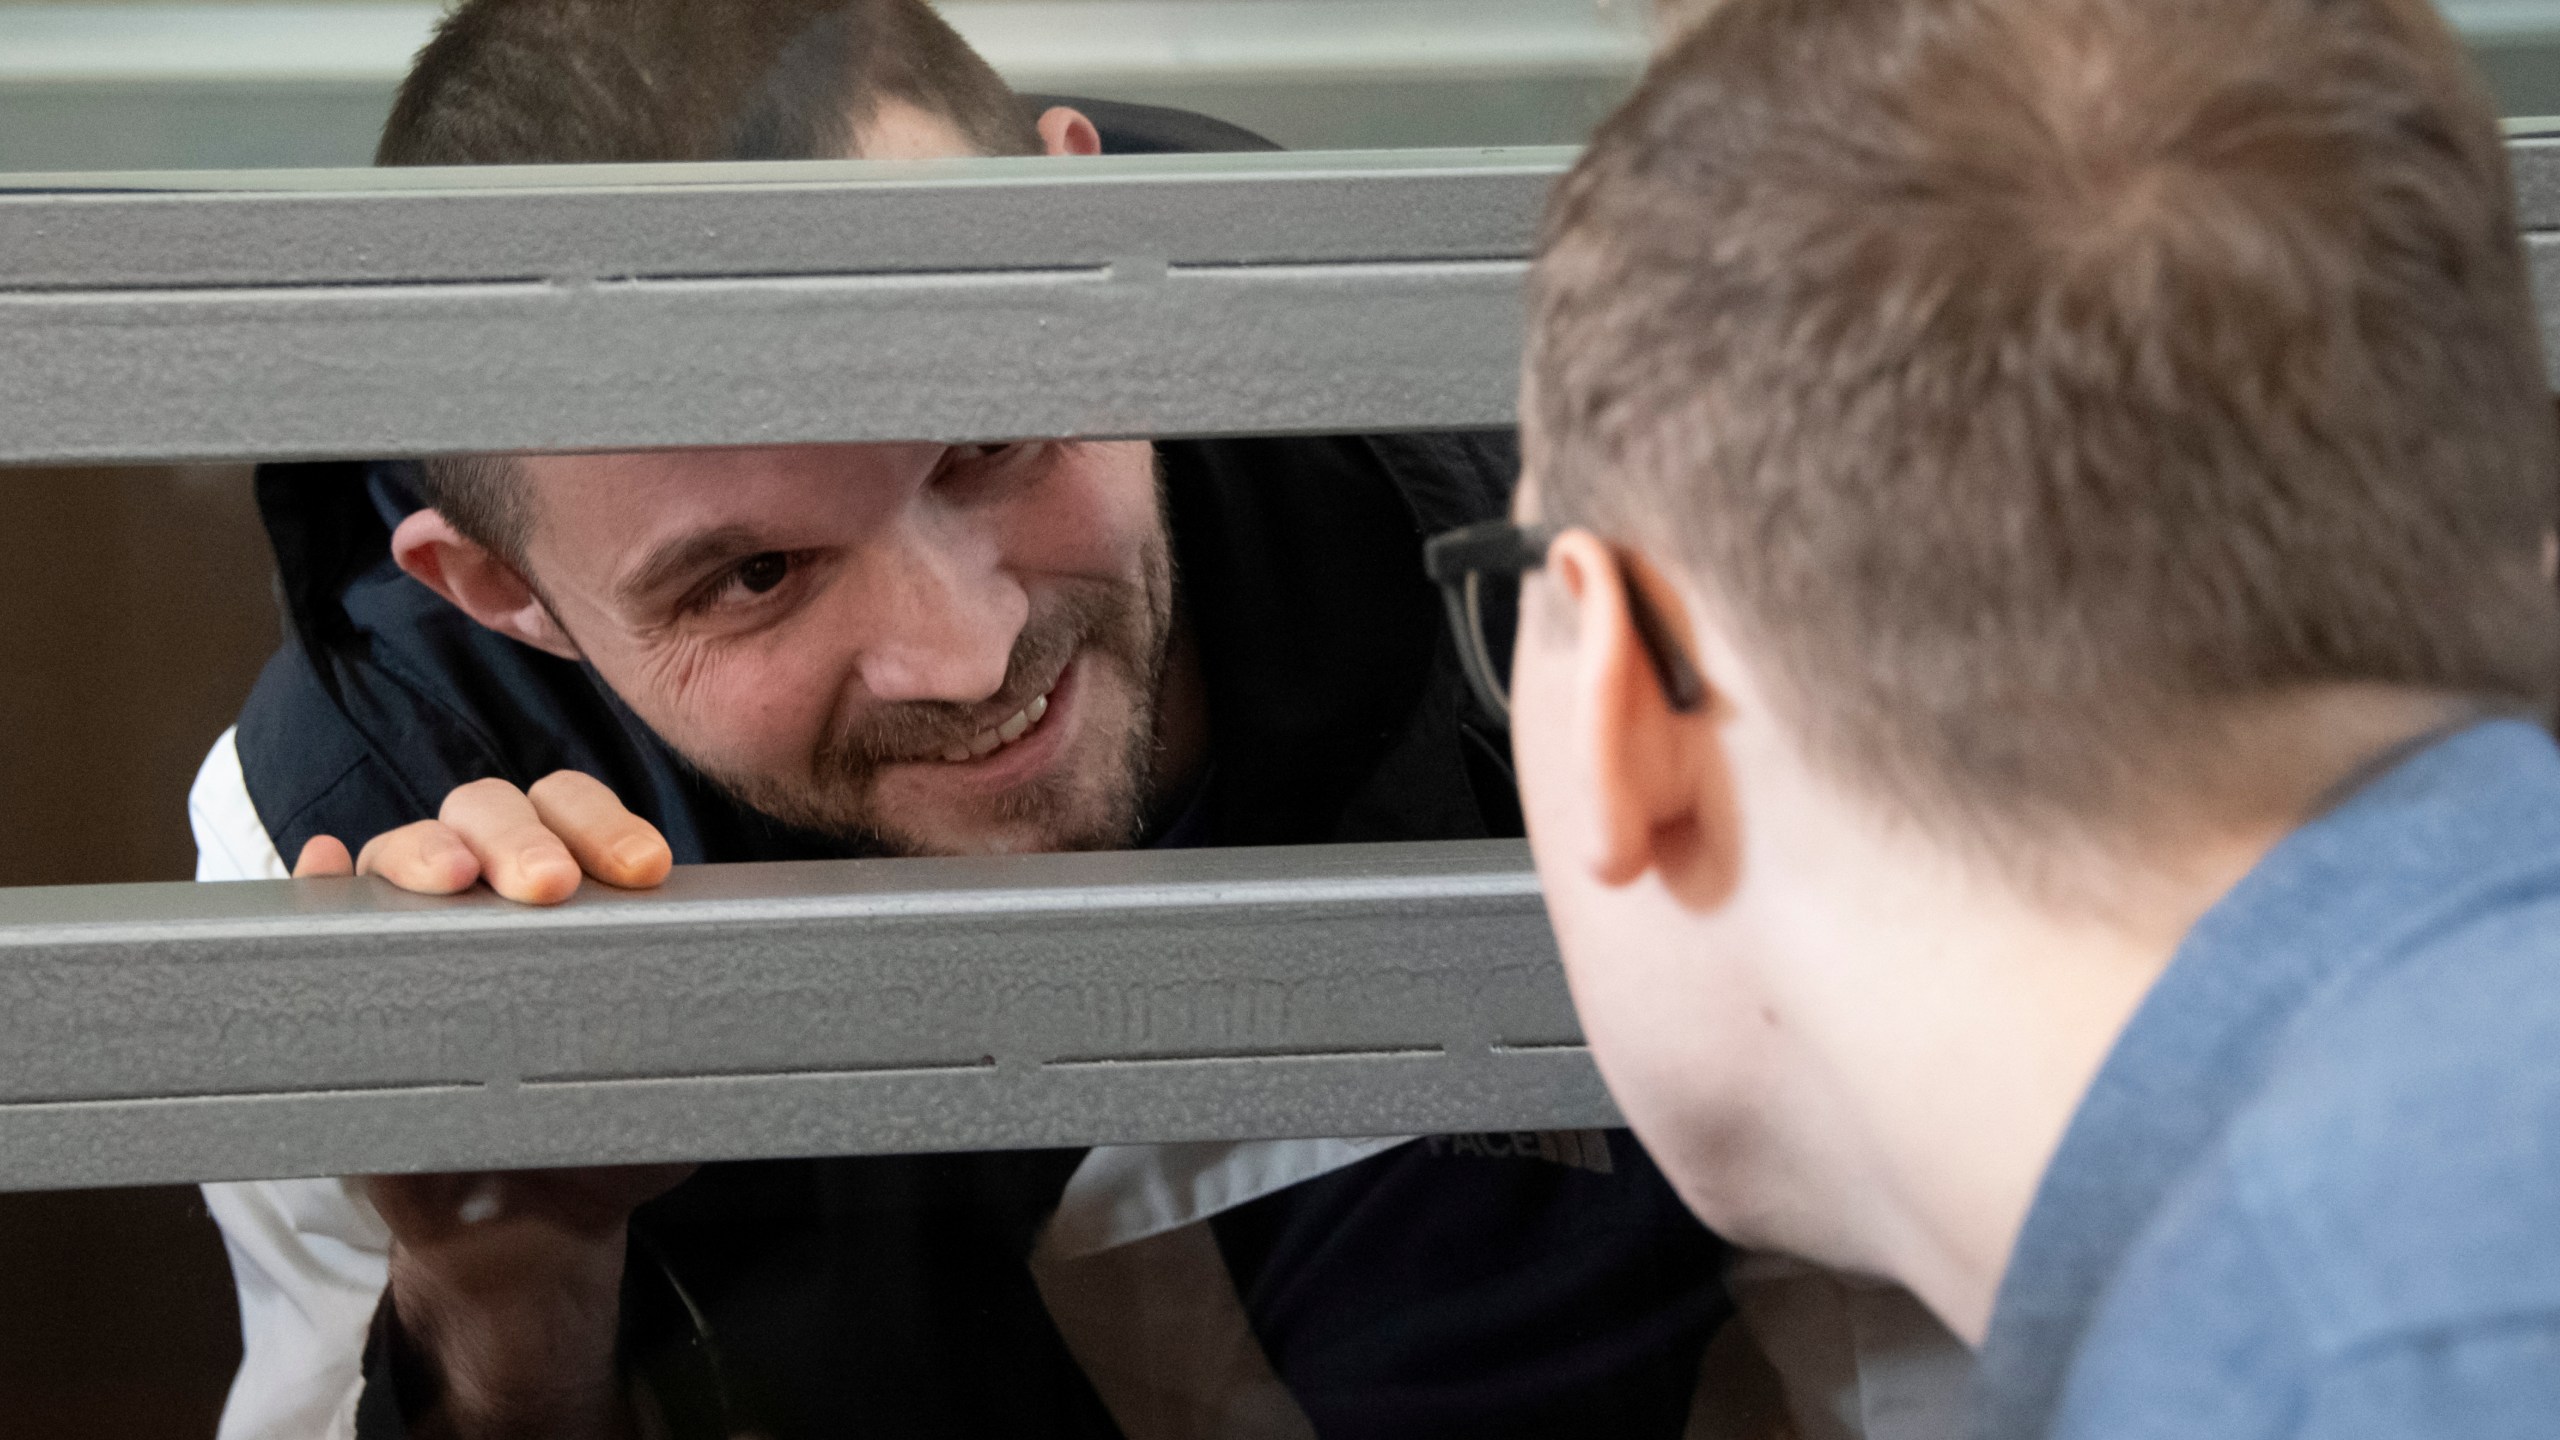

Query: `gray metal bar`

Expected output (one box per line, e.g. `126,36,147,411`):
2506,136,2560,228
0,151,1567,288
0,839,1609,1193
9,140,2560,465
0,259,1528,463
0,151,1552,463
2478,143,2560,386
2527,232,2560,367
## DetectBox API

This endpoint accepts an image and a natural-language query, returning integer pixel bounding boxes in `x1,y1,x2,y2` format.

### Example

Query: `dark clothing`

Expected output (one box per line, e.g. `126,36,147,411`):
242,429,1726,1439
1220,1131,1727,1438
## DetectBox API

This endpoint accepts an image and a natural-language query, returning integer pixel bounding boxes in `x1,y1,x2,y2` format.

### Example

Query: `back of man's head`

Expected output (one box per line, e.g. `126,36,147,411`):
380,0,1040,559
1529,0,2560,865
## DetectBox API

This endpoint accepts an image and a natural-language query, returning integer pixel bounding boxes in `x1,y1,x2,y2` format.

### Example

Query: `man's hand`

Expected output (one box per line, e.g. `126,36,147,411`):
292,774,685,1436
360,1165,696,1440
290,771,672,904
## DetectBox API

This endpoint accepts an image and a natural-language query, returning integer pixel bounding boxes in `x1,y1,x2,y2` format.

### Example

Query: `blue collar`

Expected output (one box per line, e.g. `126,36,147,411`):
1971,718,2560,1439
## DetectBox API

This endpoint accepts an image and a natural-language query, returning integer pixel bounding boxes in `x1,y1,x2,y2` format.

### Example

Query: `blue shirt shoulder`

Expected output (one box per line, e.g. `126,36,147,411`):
2057,900,2560,1439
1981,721,2560,1440
2240,903,2560,1350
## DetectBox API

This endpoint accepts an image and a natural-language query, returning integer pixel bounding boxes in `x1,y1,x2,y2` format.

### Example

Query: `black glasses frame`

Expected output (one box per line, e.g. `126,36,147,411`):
1423,520,1708,722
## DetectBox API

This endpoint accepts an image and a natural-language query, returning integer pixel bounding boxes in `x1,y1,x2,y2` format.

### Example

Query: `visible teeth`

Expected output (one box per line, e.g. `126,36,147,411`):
941,688,1053,763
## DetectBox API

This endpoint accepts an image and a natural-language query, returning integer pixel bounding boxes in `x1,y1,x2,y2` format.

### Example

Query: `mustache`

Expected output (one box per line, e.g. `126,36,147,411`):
814,585,1132,773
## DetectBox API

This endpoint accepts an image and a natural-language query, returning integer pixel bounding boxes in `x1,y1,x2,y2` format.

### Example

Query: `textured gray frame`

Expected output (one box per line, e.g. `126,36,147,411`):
0,150,1561,465
7,142,2560,465
0,841,1604,1192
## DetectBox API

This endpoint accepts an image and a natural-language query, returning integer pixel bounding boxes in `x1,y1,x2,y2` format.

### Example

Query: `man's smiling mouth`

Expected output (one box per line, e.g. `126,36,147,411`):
937,687,1053,764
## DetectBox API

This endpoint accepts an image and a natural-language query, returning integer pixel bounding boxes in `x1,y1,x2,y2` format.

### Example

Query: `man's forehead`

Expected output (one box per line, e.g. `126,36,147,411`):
854,97,982,161
521,441,942,492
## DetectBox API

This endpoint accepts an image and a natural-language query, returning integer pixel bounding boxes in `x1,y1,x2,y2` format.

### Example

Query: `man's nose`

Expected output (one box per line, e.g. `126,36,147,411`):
842,526,1025,705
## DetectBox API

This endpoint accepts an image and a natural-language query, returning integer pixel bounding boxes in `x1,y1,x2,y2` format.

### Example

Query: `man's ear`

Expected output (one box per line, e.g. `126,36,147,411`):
390,509,582,661
1546,532,1735,904
1036,106,1104,158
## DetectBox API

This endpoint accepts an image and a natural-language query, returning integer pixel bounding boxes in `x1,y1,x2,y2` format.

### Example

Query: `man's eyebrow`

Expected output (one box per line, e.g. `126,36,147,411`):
616,526,767,605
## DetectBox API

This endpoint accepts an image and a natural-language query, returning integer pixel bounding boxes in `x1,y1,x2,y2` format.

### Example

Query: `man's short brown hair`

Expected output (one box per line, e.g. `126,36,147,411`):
1529,0,2560,856
383,0,1040,554
380,0,1038,167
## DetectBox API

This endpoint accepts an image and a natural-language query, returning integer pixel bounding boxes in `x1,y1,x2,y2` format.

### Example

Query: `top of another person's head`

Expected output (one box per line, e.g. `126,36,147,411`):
1525,0,2559,879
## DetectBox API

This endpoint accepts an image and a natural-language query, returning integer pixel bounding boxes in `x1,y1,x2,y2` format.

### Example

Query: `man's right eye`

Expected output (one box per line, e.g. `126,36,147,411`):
679,552,798,617
734,552,790,596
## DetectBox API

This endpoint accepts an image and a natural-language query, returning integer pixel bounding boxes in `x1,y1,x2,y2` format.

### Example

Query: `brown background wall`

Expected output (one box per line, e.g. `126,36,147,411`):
0,465,281,1435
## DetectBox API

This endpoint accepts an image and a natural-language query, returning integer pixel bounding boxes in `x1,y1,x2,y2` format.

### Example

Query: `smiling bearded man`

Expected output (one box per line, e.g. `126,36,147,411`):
409,440,1191,861
182,3,1754,1439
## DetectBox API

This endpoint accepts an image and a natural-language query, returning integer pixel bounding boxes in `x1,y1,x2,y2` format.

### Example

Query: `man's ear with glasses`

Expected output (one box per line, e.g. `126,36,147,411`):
1525,531,1721,893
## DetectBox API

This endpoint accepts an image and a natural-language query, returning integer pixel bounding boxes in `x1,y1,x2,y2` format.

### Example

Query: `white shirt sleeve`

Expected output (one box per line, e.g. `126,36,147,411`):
191,728,392,1440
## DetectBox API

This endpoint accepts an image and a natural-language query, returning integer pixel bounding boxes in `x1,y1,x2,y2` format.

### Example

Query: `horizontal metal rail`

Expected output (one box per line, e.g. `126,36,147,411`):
0,150,1556,464
0,150,1565,286
8,141,2560,466
0,839,1611,1193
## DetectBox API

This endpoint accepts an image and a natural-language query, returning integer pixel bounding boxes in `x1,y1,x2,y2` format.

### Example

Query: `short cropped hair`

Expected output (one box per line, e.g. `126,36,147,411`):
383,0,1040,555
1528,0,2560,856
380,0,1038,166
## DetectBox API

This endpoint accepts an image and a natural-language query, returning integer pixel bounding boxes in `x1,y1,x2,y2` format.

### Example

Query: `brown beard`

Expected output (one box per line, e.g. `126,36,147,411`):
706,527,1178,857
